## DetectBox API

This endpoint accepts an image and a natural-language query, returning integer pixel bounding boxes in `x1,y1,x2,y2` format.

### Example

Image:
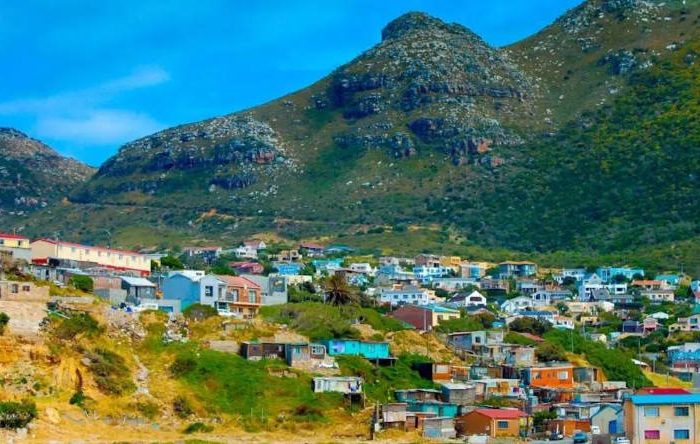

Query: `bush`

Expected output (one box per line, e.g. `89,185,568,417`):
69,275,94,292
183,303,218,321
54,312,103,340
535,342,567,362
0,312,9,335
509,317,552,336
184,421,214,434
83,348,135,395
0,400,37,429
170,356,197,377
173,395,193,418
159,255,184,270
135,401,160,420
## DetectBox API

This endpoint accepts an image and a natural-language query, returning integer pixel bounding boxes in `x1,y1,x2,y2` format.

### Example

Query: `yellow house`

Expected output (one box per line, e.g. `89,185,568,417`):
440,256,462,269
624,394,700,444
0,232,32,261
31,238,152,276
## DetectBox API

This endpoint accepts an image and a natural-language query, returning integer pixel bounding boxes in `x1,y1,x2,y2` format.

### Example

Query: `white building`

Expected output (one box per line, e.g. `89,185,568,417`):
377,286,430,306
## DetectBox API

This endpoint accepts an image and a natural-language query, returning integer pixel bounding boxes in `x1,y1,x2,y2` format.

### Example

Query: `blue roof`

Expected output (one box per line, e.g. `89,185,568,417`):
628,394,700,405
424,304,460,313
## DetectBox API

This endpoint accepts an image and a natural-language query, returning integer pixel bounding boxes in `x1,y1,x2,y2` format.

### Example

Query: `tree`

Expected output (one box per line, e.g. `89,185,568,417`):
509,317,552,336
160,255,184,270
536,342,567,362
0,312,9,335
69,275,93,292
323,274,358,306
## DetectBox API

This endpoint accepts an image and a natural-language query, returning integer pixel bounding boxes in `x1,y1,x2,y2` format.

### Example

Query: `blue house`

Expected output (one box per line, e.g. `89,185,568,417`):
406,401,459,418
596,266,644,283
311,258,343,273
413,265,452,283
274,262,303,276
498,261,537,278
161,270,224,310
655,274,680,286
321,339,390,360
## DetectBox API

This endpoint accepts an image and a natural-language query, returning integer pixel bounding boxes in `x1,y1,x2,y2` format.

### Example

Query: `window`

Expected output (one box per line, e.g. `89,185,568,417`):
204,286,213,297
497,421,509,429
22,285,30,292
249,290,257,303
675,406,689,416
558,371,569,380
674,429,690,440
644,430,660,439
11,284,18,294
644,407,659,417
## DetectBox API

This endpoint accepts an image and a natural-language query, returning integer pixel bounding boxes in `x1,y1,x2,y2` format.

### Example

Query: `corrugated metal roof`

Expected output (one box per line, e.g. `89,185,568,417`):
628,394,700,405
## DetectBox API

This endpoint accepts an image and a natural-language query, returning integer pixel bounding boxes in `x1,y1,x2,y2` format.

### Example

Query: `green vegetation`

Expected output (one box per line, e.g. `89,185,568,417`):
504,332,538,346
184,422,214,434
160,255,185,270
336,354,436,402
544,329,651,388
53,312,103,340
83,347,136,395
0,312,9,335
69,275,94,292
166,346,343,430
0,400,37,429
535,341,567,363
183,304,218,321
509,317,552,336
434,313,494,334
260,302,406,341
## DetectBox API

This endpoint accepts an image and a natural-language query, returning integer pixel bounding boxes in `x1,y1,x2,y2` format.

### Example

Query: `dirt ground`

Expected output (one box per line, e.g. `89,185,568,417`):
0,300,46,338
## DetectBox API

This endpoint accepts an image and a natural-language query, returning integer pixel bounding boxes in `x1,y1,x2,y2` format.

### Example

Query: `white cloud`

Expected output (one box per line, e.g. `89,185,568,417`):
35,110,161,145
0,66,169,115
0,66,169,149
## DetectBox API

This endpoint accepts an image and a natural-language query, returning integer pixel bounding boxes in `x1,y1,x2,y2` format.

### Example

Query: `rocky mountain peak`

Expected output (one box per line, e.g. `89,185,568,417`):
0,127,29,139
380,11,476,42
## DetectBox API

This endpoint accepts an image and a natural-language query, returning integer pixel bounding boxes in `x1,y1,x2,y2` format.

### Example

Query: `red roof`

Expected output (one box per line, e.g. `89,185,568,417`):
216,275,262,290
637,387,690,395
473,409,526,419
0,232,29,240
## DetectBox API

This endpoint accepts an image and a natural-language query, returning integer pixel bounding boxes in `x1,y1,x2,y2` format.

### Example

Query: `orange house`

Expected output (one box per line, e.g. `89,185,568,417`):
216,275,262,319
456,408,526,438
523,364,574,389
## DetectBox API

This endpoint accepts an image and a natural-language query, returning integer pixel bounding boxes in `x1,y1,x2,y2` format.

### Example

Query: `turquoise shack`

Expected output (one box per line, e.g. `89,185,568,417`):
321,339,394,364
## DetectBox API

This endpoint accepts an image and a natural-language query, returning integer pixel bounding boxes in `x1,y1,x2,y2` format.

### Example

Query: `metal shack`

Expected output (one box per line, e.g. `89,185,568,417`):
285,343,326,365
240,342,286,360
312,376,363,394
322,339,390,360
441,382,476,405
395,389,442,403
422,417,456,439
381,403,408,429
407,401,459,418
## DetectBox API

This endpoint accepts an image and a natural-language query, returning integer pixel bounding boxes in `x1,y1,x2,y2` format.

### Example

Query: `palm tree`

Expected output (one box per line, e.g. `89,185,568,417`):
323,274,358,306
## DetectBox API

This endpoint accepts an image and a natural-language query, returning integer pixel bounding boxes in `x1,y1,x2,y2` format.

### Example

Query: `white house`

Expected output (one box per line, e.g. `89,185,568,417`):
447,290,487,308
377,285,430,306
349,263,376,276
501,296,534,314
552,315,575,330
234,244,258,259
578,274,627,300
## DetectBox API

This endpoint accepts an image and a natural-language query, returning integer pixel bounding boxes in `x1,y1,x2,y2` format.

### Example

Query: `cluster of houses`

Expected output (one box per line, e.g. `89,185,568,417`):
5,232,700,442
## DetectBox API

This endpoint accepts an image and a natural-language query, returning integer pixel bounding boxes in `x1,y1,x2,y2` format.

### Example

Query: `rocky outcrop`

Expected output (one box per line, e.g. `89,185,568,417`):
0,128,94,212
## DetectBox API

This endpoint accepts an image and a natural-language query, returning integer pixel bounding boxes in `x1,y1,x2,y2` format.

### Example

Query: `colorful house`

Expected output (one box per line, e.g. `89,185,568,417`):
456,408,526,438
389,304,460,331
498,261,537,278
0,232,31,261
31,238,152,276
321,339,390,360
521,364,574,389
623,393,700,444
216,275,262,319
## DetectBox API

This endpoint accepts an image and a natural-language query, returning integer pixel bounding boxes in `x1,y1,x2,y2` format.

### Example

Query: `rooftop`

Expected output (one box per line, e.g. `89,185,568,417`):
628,394,700,405
0,232,30,240
473,408,526,419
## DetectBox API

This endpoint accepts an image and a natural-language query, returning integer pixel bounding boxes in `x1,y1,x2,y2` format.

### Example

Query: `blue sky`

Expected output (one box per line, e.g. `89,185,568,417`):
0,0,582,166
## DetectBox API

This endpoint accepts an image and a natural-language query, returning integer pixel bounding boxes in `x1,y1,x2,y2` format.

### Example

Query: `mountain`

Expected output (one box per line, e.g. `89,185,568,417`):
23,1,700,267
0,128,94,214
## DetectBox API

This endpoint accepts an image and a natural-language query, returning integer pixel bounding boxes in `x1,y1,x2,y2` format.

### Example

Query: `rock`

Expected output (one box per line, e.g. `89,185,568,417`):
44,407,61,424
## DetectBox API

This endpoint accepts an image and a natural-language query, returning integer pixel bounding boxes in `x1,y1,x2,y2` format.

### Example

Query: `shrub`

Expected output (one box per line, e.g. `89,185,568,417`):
135,401,160,420
83,348,135,395
535,342,567,362
69,275,93,292
54,312,103,340
0,400,37,429
184,422,213,434
0,312,9,335
183,303,218,321
173,395,193,418
159,255,184,270
509,317,552,336
170,356,197,377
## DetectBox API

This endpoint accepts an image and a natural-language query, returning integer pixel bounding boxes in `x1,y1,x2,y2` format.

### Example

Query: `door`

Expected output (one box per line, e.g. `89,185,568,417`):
608,419,617,434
